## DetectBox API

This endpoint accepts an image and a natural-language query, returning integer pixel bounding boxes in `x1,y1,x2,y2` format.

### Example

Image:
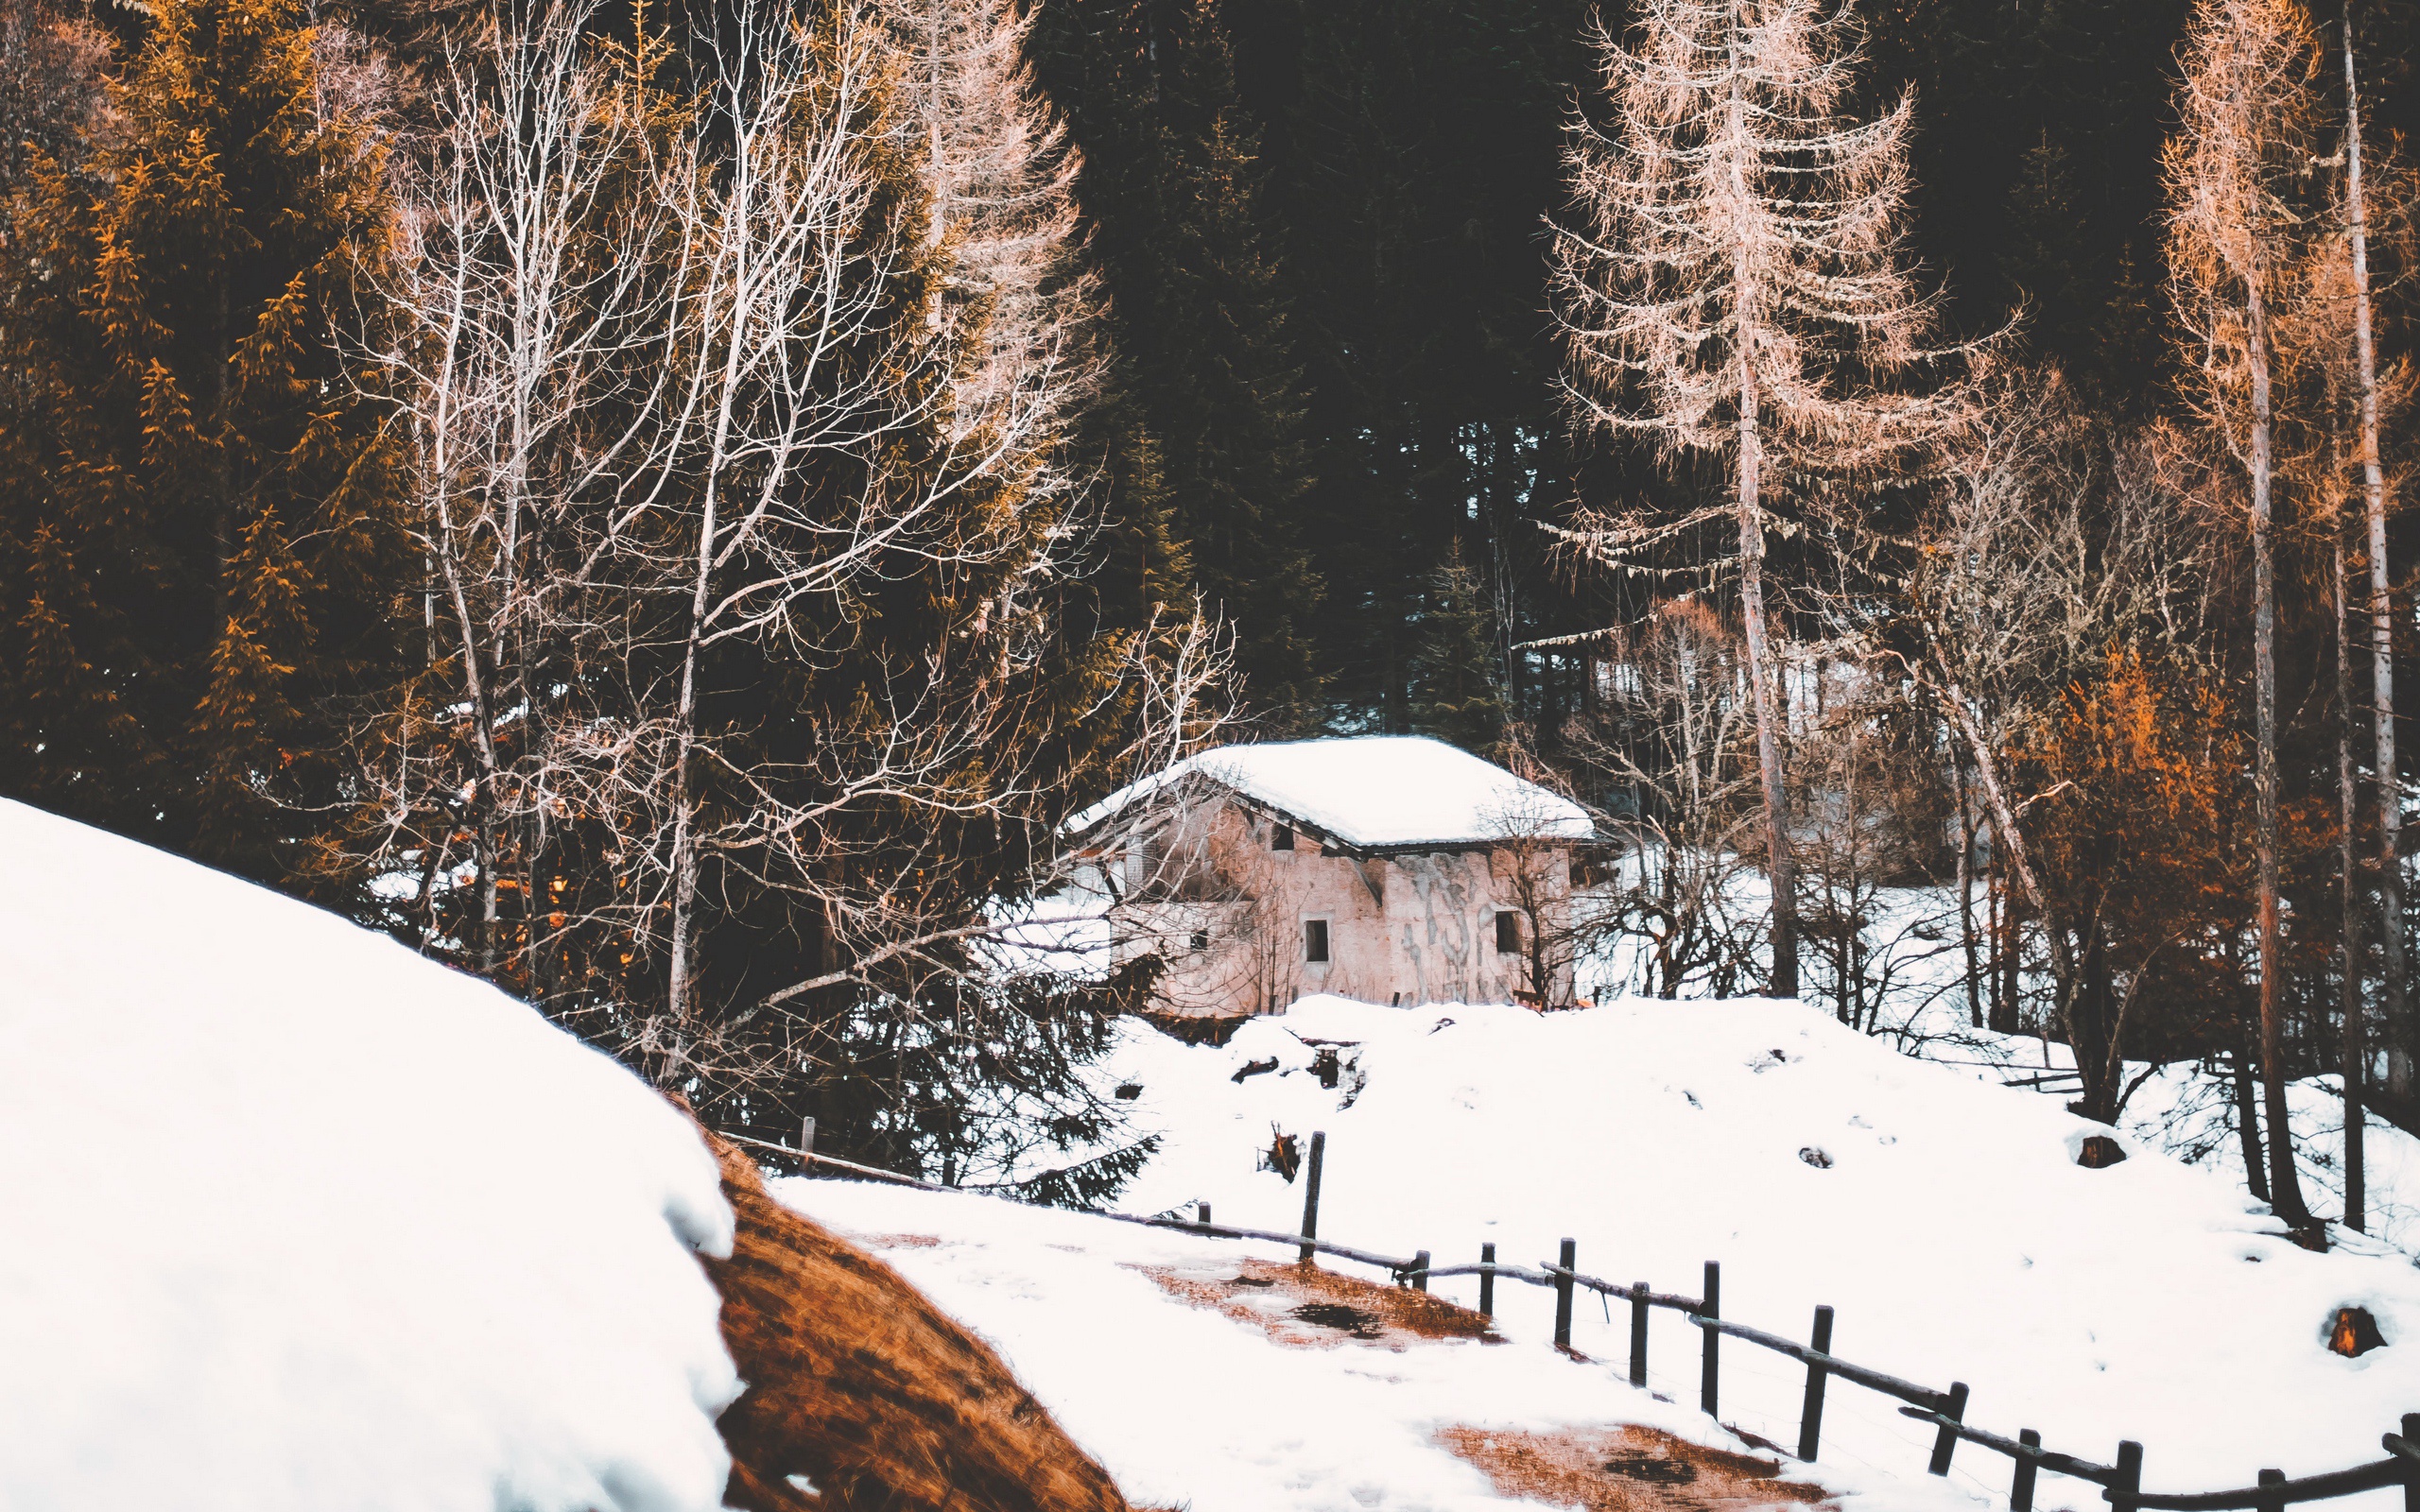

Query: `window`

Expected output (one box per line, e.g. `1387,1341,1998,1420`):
1190,927,1211,954
1495,910,1522,954
1271,824,1295,852
1304,918,1330,964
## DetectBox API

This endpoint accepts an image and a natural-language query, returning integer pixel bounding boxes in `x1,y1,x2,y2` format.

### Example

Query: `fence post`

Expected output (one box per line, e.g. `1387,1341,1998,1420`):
1554,1239,1577,1351
1411,1249,1430,1293
1700,1261,1721,1418
2255,1469,2284,1512
1927,1382,1969,1475
2011,1430,2040,1512
1630,1282,1650,1387
2404,1415,2420,1512
2109,1441,2144,1512
1478,1243,1495,1319
1797,1305,1834,1462
1297,1130,1326,1263
801,1116,816,1159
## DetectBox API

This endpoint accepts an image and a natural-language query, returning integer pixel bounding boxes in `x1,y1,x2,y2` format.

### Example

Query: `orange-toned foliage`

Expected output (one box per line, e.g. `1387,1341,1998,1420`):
2027,648,2250,1109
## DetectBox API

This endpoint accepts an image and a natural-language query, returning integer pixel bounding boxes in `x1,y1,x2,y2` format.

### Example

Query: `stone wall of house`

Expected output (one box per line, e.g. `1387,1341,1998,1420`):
1124,799,1572,1017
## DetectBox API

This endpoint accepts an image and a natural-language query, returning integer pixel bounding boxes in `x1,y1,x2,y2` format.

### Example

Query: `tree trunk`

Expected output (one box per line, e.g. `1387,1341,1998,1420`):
2235,1035,2272,1203
2338,531,2366,1230
2346,5,2406,1098
1729,54,1796,1002
1953,733,1982,1028
2247,273,2315,1229
1931,656,2080,1037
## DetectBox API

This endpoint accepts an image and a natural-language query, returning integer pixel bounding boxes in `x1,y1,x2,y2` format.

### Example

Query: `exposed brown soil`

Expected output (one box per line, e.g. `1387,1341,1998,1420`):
1440,1424,1831,1512
701,1132,1134,1512
1132,1255,1502,1349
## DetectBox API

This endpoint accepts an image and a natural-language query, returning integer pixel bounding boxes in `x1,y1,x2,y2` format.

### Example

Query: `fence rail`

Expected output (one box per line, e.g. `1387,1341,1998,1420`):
758,1125,2416,1512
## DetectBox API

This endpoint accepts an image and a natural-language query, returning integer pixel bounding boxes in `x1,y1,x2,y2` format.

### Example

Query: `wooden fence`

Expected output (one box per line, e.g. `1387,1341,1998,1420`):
739,1126,2420,1512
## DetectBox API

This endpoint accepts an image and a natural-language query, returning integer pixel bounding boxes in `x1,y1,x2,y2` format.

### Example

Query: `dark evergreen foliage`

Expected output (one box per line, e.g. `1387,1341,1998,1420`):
0,0,411,884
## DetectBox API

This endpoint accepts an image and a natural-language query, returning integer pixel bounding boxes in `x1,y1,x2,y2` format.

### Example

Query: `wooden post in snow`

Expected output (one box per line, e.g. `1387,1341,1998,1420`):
1700,1262,1720,1418
1553,1239,1577,1350
1630,1282,1650,1386
1797,1305,1834,1461
1297,1131,1325,1263
1927,1382,1969,1475
2011,1429,2041,1512
2109,1441,2144,1512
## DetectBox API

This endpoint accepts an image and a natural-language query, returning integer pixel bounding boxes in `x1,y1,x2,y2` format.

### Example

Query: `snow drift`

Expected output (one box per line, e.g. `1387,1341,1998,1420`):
0,799,741,1512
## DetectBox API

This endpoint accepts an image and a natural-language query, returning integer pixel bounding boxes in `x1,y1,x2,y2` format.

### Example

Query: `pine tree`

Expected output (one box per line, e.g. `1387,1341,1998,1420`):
1409,541,1506,752
0,0,410,881
1551,0,1978,1001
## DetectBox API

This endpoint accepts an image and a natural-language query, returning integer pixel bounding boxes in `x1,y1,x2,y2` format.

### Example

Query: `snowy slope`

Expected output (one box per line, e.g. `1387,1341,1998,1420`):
0,800,740,1512
783,995,2420,1511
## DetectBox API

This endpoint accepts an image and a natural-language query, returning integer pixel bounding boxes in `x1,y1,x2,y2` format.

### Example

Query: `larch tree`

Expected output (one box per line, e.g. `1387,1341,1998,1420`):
1550,0,1977,1002
2163,0,2321,1231
0,0,412,883
2342,2,2406,1102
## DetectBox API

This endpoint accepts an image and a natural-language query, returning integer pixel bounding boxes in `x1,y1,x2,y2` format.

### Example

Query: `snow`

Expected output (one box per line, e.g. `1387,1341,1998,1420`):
0,799,741,1512
780,995,2420,1512
1069,735,1597,850
769,1177,1968,1512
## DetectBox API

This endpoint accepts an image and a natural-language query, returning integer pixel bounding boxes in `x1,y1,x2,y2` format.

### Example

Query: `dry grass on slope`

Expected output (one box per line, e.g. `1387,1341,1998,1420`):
701,1135,1139,1512
1135,1256,1502,1349
1441,1424,1830,1512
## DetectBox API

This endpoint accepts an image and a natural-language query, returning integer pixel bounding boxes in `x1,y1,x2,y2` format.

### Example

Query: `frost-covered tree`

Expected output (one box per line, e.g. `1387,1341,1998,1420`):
1550,0,1975,1000
2163,0,2323,1231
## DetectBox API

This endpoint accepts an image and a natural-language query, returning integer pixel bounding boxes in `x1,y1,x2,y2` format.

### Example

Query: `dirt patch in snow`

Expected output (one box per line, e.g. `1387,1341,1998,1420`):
1438,1424,1830,1512
1131,1256,1500,1349
847,1232,947,1250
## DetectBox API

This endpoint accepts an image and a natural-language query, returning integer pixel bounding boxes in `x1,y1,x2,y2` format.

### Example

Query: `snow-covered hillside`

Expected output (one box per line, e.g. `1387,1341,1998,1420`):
0,800,741,1512
784,995,2420,1512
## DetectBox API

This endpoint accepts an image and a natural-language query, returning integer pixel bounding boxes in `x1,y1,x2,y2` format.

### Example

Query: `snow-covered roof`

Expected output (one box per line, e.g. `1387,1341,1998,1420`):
1069,735,1595,850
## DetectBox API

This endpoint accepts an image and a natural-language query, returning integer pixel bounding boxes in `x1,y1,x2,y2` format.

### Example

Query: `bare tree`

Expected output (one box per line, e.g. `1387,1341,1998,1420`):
2165,0,2323,1229
1550,0,1980,1002
1553,599,1767,1000
334,0,1235,1185
1867,370,2229,1121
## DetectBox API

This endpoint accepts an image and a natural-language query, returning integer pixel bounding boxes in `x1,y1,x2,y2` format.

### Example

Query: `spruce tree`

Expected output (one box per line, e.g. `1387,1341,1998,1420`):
1030,0,1322,727
0,0,409,881
1409,541,1506,753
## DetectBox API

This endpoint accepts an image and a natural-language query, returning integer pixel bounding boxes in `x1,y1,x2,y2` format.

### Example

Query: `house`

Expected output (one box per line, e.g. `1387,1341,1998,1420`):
1064,736,1596,1017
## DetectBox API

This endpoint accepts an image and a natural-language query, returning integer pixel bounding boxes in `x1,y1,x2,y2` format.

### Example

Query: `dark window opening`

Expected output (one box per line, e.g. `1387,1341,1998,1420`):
1304,919,1330,964
1190,927,1211,954
1495,911,1522,954
1271,824,1295,851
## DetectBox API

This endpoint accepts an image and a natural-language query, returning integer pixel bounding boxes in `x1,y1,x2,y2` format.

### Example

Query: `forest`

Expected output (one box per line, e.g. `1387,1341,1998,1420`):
4,0,2419,1237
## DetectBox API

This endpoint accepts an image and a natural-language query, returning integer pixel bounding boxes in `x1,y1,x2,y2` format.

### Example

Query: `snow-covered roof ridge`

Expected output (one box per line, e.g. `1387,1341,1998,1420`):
1071,735,1596,850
